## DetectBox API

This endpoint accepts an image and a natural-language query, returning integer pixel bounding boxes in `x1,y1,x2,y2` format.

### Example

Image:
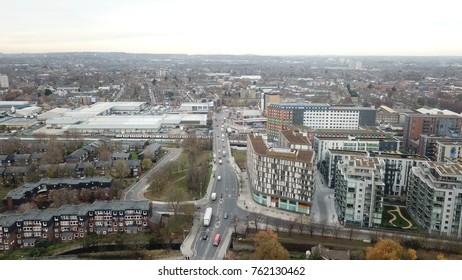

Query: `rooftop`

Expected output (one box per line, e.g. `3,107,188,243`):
248,134,315,163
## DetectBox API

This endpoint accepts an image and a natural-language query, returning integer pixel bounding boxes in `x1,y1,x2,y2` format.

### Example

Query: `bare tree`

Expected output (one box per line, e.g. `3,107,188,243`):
332,222,341,238
42,137,66,164
51,189,79,208
272,217,283,234
167,185,187,216
307,219,316,237
231,215,240,234
285,217,298,236
319,222,327,237
348,227,354,240
249,211,266,231
296,214,308,235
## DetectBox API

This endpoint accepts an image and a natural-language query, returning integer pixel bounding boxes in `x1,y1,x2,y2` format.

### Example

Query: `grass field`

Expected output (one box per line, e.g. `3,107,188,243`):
232,149,247,170
382,205,419,230
145,150,212,201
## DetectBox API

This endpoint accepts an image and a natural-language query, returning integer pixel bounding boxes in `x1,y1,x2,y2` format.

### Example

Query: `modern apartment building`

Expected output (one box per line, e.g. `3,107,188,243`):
375,153,427,197
278,129,312,150
407,162,462,237
435,140,462,163
416,134,462,161
266,103,376,141
376,105,399,124
334,155,385,227
0,200,152,252
247,133,315,214
314,128,398,163
402,108,462,152
325,150,426,198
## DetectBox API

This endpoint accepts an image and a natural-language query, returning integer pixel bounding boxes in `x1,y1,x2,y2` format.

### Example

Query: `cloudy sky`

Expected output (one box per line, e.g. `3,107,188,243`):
1,0,461,56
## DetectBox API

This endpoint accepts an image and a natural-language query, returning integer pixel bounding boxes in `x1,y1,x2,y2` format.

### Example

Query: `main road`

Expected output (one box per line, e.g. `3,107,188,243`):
192,111,239,259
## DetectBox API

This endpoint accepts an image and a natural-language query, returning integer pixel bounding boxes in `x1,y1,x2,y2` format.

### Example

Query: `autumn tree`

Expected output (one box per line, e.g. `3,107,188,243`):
65,131,84,152
436,253,447,260
84,164,96,177
51,189,79,208
142,158,153,170
42,137,66,164
366,239,417,260
112,159,130,178
254,230,289,260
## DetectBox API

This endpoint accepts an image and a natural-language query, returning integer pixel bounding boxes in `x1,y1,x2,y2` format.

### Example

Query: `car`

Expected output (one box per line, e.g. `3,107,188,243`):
223,213,228,219
212,233,221,246
202,234,208,240
217,176,221,181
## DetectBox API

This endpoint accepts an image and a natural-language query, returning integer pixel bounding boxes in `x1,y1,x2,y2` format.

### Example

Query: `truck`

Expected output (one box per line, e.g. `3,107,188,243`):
204,207,213,226
211,192,217,200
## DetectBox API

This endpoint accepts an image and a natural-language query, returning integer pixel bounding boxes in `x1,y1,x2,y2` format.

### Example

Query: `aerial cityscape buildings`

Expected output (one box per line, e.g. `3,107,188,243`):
1,53,462,259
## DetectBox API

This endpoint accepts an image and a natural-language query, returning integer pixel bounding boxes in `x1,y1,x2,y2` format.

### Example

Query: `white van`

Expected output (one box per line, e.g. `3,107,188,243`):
217,175,221,181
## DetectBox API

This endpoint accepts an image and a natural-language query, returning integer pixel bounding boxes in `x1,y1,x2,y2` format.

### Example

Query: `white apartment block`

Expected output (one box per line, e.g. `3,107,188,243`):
334,155,385,227
247,134,315,214
314,135,381,163
303,108,360,130
435,140,462,163
407,162,462,237
375,153,427,197
326,150,426,197
0,75,9,89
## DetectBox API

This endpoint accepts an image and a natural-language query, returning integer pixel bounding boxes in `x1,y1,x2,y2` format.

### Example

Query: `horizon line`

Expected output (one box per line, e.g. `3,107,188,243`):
1,51,462,58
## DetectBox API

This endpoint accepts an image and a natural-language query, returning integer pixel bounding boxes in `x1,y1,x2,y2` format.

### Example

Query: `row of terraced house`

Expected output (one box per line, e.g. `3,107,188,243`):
0,200,152,252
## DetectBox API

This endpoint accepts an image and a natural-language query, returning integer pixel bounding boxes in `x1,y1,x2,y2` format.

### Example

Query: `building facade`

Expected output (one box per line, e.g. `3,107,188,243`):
407,162,462,237
314,128,398,164
334,155,385,227
0,200,152,252
402,110,462,152
267,103,376,141
247,134,315,214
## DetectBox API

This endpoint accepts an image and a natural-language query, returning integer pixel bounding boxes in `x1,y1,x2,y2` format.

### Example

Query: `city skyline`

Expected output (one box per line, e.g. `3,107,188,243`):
1,0,462,56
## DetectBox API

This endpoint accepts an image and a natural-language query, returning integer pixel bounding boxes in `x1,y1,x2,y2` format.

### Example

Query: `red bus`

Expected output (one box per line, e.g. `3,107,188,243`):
212,233,221,246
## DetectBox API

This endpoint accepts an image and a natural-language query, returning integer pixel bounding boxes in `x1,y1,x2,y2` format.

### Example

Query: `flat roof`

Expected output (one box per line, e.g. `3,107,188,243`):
248,134,315,163
72,116,163,130
280,130,311,145
416,107,461,116
427,162,462,176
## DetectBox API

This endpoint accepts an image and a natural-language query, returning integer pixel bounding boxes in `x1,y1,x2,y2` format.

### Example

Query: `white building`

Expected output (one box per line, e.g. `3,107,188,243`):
0,75,8,89
314,135,381,163
407,162,462,237
179,102,210,114
326,149,427,197
435,140,462,163
247,133,316,214
334,155,385,227
267,103,376,141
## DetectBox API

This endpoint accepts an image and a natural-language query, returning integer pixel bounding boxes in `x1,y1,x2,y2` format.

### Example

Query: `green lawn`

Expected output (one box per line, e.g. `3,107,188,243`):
145,150,212,201
382,205,419,230
232,149,247,170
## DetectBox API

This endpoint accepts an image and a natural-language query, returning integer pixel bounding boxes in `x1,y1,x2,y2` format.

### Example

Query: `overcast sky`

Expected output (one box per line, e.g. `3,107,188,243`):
1,0,461,56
